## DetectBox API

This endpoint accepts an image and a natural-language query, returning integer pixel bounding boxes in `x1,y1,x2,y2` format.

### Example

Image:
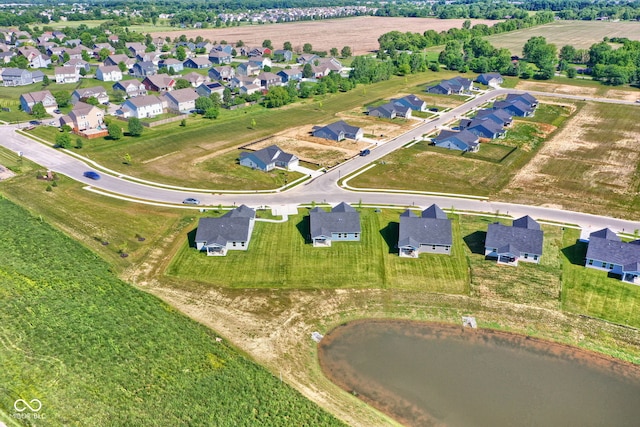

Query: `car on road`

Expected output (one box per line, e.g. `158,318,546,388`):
29,120,41,125
83,171,101,180
359,149,371,156
182,197,201,205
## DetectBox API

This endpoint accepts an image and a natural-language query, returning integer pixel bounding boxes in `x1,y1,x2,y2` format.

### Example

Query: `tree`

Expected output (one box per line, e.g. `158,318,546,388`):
566,67,577,78
438,40,464,70
262,39,273,49
303,43,313,53
85,96,99,106
223,87,232,106
108,123,123,140
283,41,292,51
174,78,191,89
42,75,50,86
302,63,314,78
31,102,46,119
523,36,557,70
236,39,244,47
55,133,72,149
341,46,352,58
176,45,187,61
204,106,219,119
54,91,71,108
559,45,577,62
117,61,127,72
127,117,143,136
330,47,339,57
195,96,214,112
111,90,125,104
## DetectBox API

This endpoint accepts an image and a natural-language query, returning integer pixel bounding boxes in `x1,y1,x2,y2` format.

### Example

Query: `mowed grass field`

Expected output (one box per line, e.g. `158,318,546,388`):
167,208,470,292
485,20,640,55
0,198,344,426
348,103,572,195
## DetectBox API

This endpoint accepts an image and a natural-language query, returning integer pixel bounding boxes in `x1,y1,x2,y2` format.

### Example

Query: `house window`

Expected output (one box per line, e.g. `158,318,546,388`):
588,259,593,265
354,233,358,238
533,255,538,260
609,264,614,269
432,246,436,250
232,242,236,247
524,254,528,259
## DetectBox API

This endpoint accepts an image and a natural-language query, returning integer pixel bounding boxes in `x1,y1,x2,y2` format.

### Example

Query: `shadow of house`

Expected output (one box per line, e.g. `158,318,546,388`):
187,227,198,248
561,241,588,266
380,222,399,254
296,215,312,244
464,231,487,255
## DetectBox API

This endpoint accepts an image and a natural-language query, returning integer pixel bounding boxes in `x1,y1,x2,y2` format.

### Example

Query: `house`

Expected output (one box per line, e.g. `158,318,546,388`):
585,229,640,284
392,94,427,112
230,76,260,89
183,71,208,87
132,61,157,77
126,42,147,57
59,102,104,131
474,108,513,127
112,80,147,98
0,51,15,64
158,58,184,73
273,49,293,62
432,129,479,152
211,44,233,55
476,73,504,87
104,54,135,69
237,62,261,77
208,50,232,65
163,88,199,113
277,68,303,83
93,42,115,57
247,47,271,57
20,90,57,113
54,66,80,84
117,95,165,119
196,82,225,98
297,53,319,64
65,46,90,60
194,205,256,256
95,65,123,82
459,117,506,139
196,41,214,52
239,145,299,172
312,120,363,142
183,57,211,69
493,93,538,117
484,216,544,266
397,204,452,257
309,202,361,247
136,52,161,65
367,102,411,119
2,68,37,86
64,58,91,74
209,65,235,81
258,71,282,89
142,75,175,92
426,77,473,95
29,53,51,69
71,86,109,105
249,56,272,70
240,84,261,95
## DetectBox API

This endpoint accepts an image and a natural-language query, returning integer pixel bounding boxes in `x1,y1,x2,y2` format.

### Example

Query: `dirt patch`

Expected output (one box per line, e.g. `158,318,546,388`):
150,17,501,56
517,81,599,97
0,164,15,181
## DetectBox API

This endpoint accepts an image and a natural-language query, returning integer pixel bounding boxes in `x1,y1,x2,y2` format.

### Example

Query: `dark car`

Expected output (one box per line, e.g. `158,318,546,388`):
53,109,61,114
83,171,101,180
182,197,201,205
359,149,371,156
429,107,439,112
29,120,41,125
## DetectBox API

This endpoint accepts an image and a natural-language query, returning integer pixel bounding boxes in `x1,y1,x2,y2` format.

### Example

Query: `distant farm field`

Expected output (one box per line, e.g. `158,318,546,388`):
486,20,640,55
151,16,501,55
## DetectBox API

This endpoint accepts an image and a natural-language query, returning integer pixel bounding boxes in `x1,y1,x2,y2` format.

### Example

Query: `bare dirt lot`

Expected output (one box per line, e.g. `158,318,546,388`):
516,80,640,101
151,17,500,55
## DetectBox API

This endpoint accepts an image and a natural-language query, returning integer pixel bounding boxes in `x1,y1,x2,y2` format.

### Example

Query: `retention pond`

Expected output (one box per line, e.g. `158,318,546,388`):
318,320,640,427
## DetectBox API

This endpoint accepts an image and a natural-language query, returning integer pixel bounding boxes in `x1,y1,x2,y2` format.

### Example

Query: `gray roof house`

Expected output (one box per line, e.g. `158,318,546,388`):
459,117,506,139
132,61,158,77
273,49,293,62
208,50,232,65
113,79,147,98
398,204,452,257
163,88,200,113
476,73,504,87
258,71,282,89
368,102,412,119
196,82,225,98
432,129,479,152
209,65,235,81
194,205,256,256
2,68,37,86
585,228,640,284
239,145,299,172
277,68,303,83
309,202,361,247
493,93,538,117
485,215,544,266
20,90,57,113
312,120,364,142
426,77,473,95
158,58,184,73
183,57,211,69
474,108,513,127
392,94,427,112
71,86,109,105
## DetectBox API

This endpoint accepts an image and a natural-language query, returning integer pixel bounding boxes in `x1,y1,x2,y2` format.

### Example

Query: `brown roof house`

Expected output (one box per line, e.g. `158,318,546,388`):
20,90,57,113
163,88,200,113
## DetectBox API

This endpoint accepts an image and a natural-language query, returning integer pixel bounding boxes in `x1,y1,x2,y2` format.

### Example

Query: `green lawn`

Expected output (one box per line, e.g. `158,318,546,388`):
0,198,343,426
166,208,470,293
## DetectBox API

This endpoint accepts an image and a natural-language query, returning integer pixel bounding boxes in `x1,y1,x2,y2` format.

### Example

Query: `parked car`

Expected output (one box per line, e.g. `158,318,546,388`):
83,171,101,180
182,197,201,205
53,109,61,114
360,149,371,156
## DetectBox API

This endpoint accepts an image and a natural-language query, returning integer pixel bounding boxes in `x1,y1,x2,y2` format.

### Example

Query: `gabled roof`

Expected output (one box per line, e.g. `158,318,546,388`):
125,94,164,108
114,79,144,89
194,205,256,247
315,120,362,139
55,65,77,75
21,90,54,104
432,129,479,150
258,71,280,81
475,108,512,125
485,217,544,256
164,88,199,103
74,86,107,98
239,145,297,167
392,94,426,110
398,204,452,248
309,202,361,238
467,119,504,137
70,101,101,118
208,50,231,58
586,229,640,268
590,228,620,241
184,56,211,66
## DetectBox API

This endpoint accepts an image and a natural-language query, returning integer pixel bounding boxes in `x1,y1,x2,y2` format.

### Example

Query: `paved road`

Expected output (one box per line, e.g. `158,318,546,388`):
1,89,639,234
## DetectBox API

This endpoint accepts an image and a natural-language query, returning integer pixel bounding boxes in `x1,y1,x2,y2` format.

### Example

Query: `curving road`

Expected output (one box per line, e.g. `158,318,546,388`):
1,88,639,234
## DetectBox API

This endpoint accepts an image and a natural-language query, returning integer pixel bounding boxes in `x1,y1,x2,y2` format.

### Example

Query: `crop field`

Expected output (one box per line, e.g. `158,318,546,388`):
486,20,640,55
0,198,343,426
166,208,470,293
499,102,640,220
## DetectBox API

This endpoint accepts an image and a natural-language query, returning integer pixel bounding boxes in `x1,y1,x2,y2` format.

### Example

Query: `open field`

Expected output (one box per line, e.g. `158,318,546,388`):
166,208,470,293
0,198,343,426
150,16,501,55
486,20,640,55
515,79,640,101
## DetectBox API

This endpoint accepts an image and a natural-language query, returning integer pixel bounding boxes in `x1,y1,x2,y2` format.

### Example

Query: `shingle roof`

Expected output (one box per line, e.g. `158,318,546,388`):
309,203,360,238
164,88,199,103
485,216,544,256
21,90,53,104
239,145,297,167
398,205,452,248
194,205,256,247
586,228,640,268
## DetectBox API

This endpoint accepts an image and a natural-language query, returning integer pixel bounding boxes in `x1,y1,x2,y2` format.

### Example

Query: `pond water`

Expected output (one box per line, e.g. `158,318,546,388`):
318,320,640,427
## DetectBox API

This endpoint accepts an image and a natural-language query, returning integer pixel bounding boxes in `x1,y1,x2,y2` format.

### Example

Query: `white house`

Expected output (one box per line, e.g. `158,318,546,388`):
117,95,165,119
